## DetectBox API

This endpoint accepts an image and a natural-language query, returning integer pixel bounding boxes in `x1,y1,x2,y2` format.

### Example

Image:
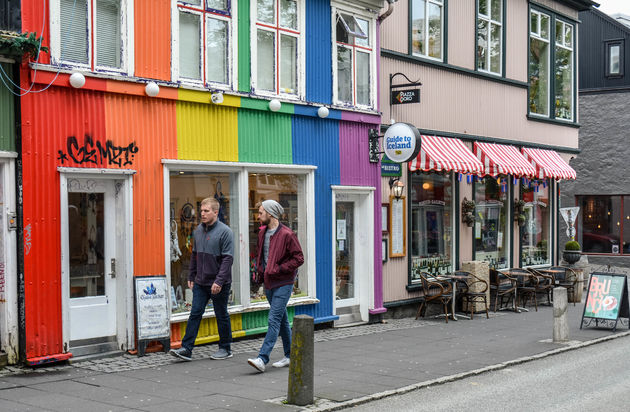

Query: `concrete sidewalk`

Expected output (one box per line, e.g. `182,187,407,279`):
0,300,628,411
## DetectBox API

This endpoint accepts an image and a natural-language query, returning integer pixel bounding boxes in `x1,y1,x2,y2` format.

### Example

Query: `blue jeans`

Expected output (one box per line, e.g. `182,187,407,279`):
182,283,232,352
258,284,293,364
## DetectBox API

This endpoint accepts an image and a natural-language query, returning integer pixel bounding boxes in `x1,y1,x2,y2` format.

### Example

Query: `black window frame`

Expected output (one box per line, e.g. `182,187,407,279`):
605,39,624,78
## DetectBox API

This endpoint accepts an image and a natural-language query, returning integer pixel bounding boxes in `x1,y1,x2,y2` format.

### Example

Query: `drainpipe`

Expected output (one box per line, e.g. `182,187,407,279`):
13,61,25,365
378,0,398,22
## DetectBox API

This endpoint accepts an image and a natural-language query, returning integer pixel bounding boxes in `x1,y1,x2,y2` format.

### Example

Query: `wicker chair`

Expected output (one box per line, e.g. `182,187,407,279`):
489,269,517,312
456,270,489,319
527,268,554,306
506,268,539,311
549,266,578,305
416,272,453,323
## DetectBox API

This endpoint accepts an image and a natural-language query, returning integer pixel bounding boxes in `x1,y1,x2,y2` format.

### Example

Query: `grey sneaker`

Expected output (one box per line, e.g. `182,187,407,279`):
272,356,290,368
247,357,266,372
169,347,192,361
210,348,233,360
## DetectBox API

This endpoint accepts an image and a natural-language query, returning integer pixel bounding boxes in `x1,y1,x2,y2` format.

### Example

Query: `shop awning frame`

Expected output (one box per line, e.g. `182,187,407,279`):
521,147,577,180
474,142,537,177
408,135,484,175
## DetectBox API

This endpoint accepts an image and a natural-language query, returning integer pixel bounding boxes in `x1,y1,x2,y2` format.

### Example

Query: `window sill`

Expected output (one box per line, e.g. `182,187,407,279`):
526,114,580,128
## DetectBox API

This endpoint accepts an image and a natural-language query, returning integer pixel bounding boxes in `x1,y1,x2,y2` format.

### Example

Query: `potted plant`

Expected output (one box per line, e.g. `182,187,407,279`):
461,198,476,227
563,240,581,265
514,199,527,227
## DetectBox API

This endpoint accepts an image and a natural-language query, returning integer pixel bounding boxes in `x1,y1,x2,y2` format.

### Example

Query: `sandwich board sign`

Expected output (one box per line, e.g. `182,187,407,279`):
135,275,171,356
581,272,630,331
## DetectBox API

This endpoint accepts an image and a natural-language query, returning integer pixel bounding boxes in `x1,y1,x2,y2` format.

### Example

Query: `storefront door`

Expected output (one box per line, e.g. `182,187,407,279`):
64,178,118,344
0,158,17,363
335,200,357,307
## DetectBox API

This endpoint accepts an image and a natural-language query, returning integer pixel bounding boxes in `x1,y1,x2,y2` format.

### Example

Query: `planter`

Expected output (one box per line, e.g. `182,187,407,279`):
562,250,581,265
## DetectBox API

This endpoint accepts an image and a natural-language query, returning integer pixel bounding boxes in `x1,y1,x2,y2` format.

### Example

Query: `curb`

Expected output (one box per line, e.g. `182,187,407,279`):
304,330,630,411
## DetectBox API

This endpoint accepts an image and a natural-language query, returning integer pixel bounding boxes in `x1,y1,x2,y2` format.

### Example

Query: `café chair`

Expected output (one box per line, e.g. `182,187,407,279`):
526,268,553,306
456,270,489,320
549,266,578,305
506,268,539,311
489,269,517,312
416,272,453,323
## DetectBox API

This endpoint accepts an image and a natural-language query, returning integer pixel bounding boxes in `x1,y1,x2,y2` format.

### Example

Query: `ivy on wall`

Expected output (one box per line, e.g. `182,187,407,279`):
0,31,48,60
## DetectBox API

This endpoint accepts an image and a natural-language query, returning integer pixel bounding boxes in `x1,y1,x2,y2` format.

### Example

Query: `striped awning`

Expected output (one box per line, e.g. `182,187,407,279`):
474,142,537,177
408,135,484,174
521,147,577,180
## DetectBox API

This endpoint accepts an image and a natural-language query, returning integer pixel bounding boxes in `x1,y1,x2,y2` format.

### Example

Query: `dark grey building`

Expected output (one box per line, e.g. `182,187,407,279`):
560,8,630,267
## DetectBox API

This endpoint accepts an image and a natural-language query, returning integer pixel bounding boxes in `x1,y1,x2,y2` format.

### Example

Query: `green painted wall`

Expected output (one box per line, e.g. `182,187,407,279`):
238,0,251,93
0,63,16,152
238,108,293,164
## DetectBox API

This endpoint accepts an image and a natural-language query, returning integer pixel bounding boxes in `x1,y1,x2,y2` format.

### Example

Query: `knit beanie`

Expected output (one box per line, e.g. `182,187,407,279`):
262,199,284,220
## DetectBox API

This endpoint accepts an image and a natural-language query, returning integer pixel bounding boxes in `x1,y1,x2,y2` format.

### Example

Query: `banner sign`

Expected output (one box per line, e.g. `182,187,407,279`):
581,272,630,331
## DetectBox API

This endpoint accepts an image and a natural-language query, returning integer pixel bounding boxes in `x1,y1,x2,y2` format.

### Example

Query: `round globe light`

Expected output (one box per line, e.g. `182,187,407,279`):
145,82,160,97
317,106,329,118
69,72,86,88
268,99,281,112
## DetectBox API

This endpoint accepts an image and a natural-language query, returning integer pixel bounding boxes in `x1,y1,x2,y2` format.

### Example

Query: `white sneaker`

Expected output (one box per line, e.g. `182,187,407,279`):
247,357,266,372
272,357,290,368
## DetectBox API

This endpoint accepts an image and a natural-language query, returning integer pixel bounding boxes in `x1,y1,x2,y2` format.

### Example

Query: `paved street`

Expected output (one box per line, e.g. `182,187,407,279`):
0,300,628,411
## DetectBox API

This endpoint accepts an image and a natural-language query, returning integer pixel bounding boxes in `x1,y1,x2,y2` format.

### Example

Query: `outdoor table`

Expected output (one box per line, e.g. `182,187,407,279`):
538,268,566,285
436,274,472,321
498,269,529,312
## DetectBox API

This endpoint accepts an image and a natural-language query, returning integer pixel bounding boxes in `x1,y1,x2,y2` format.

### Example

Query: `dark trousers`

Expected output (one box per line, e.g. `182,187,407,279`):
181,283,232,352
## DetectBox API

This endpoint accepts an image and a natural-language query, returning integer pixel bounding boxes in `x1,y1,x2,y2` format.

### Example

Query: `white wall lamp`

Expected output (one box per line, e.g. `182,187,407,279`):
269,99,281,112
145,81,160,97
317,106,329,118
211,92,224,104
389,177,405,199
69,72,86,88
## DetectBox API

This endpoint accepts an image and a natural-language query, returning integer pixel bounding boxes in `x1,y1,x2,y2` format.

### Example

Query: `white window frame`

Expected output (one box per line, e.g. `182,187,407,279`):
477,0,503,75
250,0,305,99
49,0,134,76
410,0,444,62
331,3,377,109
162,160,317,323
529,9,551,118
554,19,574,122
171,0,237,90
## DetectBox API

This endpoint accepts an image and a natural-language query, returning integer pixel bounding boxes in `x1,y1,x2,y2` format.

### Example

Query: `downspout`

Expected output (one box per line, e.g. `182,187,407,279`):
14,61,25,365
378,0,398,23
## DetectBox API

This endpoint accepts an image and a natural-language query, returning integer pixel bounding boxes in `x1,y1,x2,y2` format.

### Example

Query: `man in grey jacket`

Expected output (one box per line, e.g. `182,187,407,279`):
170,197,234,361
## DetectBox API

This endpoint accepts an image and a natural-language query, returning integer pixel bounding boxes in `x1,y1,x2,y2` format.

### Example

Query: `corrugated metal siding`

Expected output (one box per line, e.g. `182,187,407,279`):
21,86,107,358
237,0,251,93
0,63,16,151
292,115,339,320
21,1,51,64
177,92,239,162
379,58,578,148
379,0,408,53
306,0,332,104
447,0,475,69
104,92,177,276
134,0,171,80
238,109,293,164
506,0,528,82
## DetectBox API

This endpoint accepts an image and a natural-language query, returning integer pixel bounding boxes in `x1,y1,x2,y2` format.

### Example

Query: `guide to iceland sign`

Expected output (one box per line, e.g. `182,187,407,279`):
383,122,421,163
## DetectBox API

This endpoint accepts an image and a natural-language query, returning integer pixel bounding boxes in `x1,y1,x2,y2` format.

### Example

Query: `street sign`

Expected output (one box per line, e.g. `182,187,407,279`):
391,89,420,105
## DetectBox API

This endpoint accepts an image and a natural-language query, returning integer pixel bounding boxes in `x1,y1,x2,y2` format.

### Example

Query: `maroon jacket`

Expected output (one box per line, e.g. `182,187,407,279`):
255,223,304,290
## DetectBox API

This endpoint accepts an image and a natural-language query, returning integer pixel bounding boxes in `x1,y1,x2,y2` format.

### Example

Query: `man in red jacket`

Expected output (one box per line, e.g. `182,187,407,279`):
248,200,304,373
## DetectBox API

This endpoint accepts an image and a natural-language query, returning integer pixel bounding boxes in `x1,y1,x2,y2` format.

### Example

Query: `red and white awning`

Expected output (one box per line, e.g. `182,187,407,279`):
474,142,537,177
408,135,484,174
521,147,577,180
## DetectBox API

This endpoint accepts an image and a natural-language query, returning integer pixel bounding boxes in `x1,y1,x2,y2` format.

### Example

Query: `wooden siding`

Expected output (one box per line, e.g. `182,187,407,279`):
506,0,529,82
447,0,475,69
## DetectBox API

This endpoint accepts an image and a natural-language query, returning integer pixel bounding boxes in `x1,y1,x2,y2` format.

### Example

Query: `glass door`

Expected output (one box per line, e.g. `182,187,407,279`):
335,201,357,306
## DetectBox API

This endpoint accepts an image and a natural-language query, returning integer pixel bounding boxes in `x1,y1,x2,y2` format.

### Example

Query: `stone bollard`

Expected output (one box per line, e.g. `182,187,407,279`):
287,315,314,406
553,287,569,342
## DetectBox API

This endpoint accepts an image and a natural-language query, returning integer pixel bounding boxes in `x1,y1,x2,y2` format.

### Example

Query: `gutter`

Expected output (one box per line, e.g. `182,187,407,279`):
378,0,397,22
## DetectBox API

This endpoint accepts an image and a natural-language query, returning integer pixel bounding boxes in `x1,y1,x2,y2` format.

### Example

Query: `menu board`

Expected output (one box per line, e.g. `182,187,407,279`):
135,276,171,355
389,196,406,257
581,273,629,330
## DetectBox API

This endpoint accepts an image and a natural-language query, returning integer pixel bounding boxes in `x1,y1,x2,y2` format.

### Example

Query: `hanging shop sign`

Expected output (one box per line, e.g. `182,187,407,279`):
391,88,420,105
383,122,422,163
381,155,402,177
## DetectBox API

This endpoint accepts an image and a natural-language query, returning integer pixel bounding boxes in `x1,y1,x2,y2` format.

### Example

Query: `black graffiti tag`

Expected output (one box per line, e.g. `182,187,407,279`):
58,135,139,167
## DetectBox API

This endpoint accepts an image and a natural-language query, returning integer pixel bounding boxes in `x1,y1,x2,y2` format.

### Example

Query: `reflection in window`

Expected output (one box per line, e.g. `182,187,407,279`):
169,172,240,314
520,181,550,266
477,0,502,74
578,195,624,254
606,41,624,77
529,10,550,116
410,173,453,281
474,177,508,269
248,173,307,302
411,0,443,60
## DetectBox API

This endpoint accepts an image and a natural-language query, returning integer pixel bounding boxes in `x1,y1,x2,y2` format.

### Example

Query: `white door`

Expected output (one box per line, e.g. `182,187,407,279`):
335,199,359,307
66,178,117,342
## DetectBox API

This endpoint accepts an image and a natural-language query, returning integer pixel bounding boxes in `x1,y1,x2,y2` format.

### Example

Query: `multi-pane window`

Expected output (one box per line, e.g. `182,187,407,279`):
529,9,575,121
253,0,301,95
54,0,129,71
520,181,551,267
477,0,502,75
334,9,374,107
606,40,624,78
411,0,443,60
176,0,232,86
578,195,630,255
474,177,509,269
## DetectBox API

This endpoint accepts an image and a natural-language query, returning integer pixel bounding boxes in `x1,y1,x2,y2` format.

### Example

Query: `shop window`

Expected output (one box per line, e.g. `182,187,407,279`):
51,0,132,73
474,177,508,269
333,7,375,108
476,0,503,75
252,0,302,96
605,40,624,78
578,195,624,254
411,0,444,61
175,0,233,86
169,172,240,314
248,173,308,302
409,173,454,281
520,180,551,267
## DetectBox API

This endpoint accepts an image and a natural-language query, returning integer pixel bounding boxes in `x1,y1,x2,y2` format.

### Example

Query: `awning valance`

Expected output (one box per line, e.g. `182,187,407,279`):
408,135,484,174
521,147,577,180
474,142,537,177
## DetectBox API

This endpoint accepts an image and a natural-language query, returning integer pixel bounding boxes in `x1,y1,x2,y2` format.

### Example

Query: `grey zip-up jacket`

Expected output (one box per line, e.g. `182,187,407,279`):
189,220,234,287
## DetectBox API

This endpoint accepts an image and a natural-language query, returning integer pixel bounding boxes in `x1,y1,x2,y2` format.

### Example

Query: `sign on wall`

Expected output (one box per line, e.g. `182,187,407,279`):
389,196,406,258
390,89,420,105
383,123,421,163
581,272,630,331
135,276,171,356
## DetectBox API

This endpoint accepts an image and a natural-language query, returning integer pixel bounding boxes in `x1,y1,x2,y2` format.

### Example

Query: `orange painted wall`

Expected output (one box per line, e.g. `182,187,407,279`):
134,0,172,80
